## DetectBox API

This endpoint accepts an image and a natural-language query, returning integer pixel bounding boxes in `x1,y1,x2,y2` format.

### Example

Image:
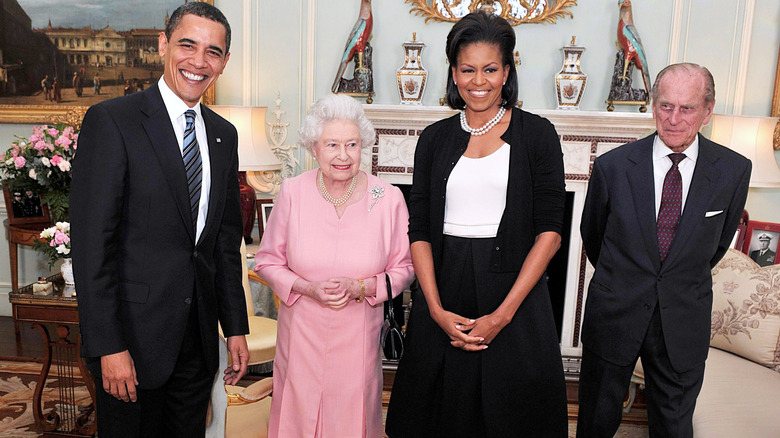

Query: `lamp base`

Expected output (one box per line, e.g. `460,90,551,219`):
238,171,256,244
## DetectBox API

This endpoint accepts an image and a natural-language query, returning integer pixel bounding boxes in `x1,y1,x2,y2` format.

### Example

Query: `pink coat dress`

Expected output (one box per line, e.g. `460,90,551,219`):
255,170,414,438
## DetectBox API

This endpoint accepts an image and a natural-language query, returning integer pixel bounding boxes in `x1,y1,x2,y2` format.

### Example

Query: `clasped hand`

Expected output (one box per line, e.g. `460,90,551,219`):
432,308,510,352
304,277,359,309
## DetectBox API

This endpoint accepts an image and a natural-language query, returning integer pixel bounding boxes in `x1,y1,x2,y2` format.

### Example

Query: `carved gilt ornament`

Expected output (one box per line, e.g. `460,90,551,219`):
405,0,577,25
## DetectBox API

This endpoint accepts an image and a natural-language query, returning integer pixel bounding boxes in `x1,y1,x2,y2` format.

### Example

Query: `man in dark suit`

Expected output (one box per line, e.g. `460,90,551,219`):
71,3,249,437
750,234,776,267
577,63,751,437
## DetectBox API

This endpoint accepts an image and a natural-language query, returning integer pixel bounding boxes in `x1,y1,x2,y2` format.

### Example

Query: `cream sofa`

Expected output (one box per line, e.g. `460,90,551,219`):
633,249,780,436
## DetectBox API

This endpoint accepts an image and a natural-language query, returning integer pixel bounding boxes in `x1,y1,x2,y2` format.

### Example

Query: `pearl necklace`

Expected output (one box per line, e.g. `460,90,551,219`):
460,107,506,136
318,171,357,207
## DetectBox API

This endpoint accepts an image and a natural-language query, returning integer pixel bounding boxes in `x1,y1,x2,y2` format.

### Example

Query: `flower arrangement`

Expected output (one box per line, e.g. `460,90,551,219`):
34,221,71,268
0,124,78,221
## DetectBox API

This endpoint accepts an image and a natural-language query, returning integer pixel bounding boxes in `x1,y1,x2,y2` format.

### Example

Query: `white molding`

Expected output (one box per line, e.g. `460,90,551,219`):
724,0,742,113
667,0,684,65
733,0,755,115
303,0,317,171
683,0,693,61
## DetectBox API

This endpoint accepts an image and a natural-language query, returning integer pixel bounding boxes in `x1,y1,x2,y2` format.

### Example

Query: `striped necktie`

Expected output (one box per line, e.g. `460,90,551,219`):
657,153,685,262
183,110,202,229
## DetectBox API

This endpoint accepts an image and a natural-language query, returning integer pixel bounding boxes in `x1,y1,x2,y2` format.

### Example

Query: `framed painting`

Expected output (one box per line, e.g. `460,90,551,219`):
742,221,780,267
0,0,214,124
255,198,274,240
2,185,51,225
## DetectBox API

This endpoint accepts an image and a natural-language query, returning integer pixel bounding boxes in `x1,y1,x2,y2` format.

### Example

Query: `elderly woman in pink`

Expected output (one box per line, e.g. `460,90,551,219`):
255,94,414,438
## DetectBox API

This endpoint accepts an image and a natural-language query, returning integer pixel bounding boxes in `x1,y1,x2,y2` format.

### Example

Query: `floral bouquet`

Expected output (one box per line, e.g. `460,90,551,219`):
34,221,71,268
0,124,78,221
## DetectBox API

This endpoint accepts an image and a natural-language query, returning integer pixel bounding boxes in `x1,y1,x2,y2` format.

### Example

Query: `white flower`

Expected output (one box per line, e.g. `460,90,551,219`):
56,245,69,255
41,157,51,167
57,159,71,172
28,169,36,179
4,159,12,166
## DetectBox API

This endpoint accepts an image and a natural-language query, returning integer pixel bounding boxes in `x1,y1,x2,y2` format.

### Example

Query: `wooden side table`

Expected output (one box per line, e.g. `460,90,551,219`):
9,275,97,437
4,219,49,291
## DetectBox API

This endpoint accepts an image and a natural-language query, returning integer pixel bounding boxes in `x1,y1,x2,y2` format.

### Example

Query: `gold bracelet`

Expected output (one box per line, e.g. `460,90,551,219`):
356,279,366,303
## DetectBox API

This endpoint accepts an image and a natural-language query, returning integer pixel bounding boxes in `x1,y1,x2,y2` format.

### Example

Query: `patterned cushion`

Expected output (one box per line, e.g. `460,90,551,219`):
710,249,780,372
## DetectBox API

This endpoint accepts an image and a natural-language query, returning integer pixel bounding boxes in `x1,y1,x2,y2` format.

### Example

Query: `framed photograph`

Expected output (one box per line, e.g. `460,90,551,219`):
0,0,214,124
2,186,51,225
256,198,274,240
730,224,747,250
742,221,780,266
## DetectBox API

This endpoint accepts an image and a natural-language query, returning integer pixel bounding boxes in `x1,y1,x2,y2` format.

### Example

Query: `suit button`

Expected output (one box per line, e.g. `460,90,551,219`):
193,250,199,258
495,246,500,250
657,276,663,282
644,303,651,310
185,297,192,305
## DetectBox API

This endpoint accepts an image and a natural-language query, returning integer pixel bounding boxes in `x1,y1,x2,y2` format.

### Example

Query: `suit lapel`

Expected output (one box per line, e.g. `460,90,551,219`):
197,107,227,246
626,137,662,271
140,85,196,243
662,134,718,269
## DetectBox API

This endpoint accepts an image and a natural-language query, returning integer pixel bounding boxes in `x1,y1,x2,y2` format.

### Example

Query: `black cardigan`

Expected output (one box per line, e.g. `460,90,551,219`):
408,107,566,273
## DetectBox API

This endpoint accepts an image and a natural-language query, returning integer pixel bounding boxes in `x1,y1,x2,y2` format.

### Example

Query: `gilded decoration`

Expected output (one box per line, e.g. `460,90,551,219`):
404,0,577,25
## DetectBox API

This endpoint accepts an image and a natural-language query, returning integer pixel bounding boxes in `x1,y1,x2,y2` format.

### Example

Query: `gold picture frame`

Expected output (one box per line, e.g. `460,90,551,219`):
405,0,577,25
771,43,780,150
0,0,214,125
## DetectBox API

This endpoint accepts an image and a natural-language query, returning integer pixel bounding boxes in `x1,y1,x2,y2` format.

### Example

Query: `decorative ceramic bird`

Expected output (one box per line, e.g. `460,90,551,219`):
331,0,373,93
617,0,651,96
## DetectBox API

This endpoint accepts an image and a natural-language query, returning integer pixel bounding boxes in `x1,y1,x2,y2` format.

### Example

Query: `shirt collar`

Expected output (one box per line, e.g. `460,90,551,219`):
652,133,699,163
157,77,202,122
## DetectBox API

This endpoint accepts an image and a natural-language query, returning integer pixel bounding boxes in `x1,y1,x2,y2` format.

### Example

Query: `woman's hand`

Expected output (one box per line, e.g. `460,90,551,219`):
461,311,511,349
293,278,351,309
430,307,486,351
327,277,360,301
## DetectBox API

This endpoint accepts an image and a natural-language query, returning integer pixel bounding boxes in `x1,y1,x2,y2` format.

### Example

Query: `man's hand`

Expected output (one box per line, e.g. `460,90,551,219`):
100,350,138,402
224,335,249,385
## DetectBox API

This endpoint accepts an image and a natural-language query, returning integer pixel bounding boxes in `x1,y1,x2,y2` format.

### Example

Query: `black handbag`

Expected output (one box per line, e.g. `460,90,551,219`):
380,275,405,361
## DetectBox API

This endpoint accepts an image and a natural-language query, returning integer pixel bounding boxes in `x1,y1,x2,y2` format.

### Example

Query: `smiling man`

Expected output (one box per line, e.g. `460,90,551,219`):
577,63,751,437
70,3,249,437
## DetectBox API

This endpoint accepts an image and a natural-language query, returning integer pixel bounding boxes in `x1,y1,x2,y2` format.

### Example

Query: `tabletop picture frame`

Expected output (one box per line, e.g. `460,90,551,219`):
742,220,780,266
256,198,274,241
2,185,51,226
730,224,747,251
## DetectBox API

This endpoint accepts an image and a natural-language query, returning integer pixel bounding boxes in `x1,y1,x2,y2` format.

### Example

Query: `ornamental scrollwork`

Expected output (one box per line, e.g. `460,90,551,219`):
405,0,577,25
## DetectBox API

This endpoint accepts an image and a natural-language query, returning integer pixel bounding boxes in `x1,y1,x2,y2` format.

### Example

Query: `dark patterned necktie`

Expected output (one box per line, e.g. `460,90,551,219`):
657,153,685,262
183,110,202,229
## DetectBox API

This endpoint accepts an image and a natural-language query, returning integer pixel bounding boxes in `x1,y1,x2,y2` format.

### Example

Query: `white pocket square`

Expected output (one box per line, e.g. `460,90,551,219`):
705,210,723,217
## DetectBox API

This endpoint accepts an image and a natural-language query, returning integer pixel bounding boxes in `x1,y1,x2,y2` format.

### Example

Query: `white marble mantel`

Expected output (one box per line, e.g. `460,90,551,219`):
363,104,657,368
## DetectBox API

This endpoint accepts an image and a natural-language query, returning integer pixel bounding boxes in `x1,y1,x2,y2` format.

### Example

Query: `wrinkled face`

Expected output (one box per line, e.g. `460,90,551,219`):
452,42,509,114
652,71,714,153
158,14,230,107
312,119,362,183
760,239,770,250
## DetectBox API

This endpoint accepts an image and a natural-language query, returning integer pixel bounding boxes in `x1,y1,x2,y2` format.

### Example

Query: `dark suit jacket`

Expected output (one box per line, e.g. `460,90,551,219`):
71,84,249,389
750,248,776,266
580,133,751,373
408,107,566,279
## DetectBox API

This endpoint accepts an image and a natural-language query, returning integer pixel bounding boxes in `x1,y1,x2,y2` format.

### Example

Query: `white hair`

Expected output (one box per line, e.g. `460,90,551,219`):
298,94,375,153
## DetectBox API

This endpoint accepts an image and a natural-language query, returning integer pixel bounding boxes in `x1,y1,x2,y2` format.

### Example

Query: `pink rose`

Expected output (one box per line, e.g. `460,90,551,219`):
34,140,47,151
53,230,70,245
13,156,25,168
63,126,74,137
57,135,72,148
50,155,63,166
29,134,40,143
48,128,59,137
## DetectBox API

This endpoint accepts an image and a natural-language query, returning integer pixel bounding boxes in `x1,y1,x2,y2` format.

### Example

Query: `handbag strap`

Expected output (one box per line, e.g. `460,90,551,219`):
385,275,395,321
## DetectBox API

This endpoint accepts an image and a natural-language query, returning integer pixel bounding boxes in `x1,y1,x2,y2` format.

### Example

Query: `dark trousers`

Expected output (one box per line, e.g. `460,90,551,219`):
86,305,213,438
577,306,705,438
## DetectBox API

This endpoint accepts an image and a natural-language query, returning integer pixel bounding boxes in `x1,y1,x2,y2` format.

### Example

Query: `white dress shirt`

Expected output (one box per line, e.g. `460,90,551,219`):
653,135,698,219
158,77,211,242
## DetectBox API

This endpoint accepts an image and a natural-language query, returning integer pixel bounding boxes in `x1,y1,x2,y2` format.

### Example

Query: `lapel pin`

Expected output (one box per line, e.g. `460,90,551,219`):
216,138,222,143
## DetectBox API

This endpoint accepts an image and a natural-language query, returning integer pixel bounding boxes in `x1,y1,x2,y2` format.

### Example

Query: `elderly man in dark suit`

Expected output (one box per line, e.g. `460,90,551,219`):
70,3,249,437
577,63,751,437
750,233,776,267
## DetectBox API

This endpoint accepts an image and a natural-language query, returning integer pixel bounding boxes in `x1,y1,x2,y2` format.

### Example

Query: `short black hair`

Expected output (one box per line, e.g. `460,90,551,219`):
445,11,518,110
166,2,231,54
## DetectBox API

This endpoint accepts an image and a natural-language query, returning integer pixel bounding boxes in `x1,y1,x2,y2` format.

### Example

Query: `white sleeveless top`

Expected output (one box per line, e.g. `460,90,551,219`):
444,142,510,238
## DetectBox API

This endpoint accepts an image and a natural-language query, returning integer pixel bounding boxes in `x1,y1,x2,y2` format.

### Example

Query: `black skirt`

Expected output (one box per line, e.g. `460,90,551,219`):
386,235,568,438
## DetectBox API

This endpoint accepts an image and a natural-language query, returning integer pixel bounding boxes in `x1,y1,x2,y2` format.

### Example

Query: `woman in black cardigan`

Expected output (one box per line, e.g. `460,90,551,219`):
386,11,568,437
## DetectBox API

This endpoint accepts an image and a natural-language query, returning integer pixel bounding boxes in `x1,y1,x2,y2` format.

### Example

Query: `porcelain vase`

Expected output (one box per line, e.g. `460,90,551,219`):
397,33,427,105
60,258,75,285
555,36,588,110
